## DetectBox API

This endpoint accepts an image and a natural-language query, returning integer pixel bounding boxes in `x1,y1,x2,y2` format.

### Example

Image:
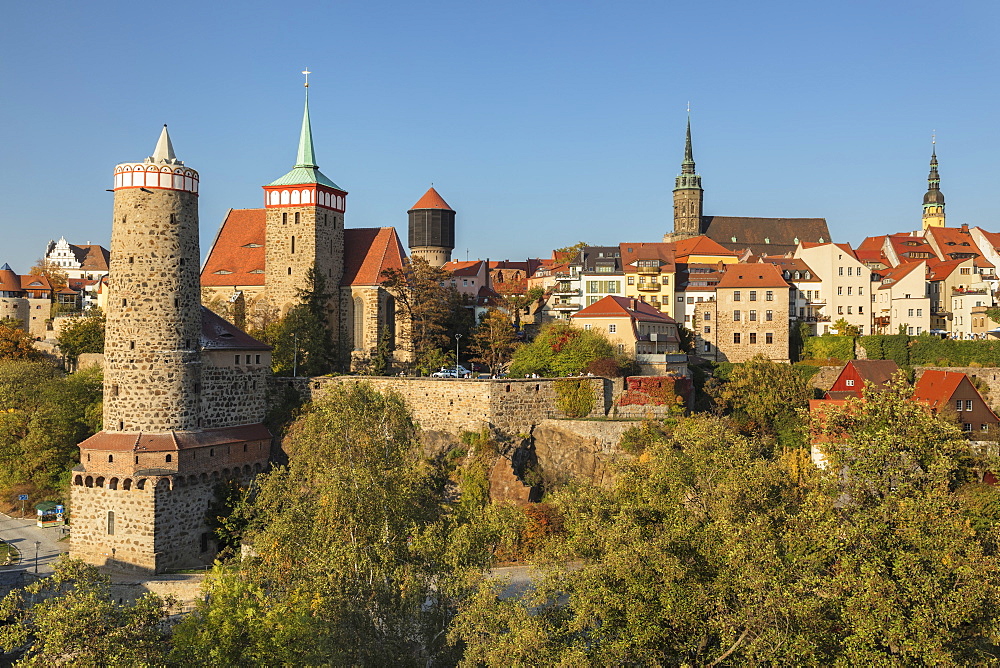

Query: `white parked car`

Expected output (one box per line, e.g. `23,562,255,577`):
431,365,472,378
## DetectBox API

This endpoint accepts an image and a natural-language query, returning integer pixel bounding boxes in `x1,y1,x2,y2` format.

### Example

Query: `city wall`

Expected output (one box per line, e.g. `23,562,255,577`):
274,375,614,447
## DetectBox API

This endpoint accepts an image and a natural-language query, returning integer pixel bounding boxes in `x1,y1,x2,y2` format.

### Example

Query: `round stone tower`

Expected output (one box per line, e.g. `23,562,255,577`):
407,186,455,268
104,125,202,432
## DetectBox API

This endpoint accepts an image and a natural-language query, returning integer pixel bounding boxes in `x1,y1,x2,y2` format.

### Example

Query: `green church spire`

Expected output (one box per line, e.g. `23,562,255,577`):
265,71,342,190
294,89,318,169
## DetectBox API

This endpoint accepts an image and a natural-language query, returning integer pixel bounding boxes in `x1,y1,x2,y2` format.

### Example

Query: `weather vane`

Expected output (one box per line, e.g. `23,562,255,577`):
302,68,311,88
687,101,691,114
932,129,936,145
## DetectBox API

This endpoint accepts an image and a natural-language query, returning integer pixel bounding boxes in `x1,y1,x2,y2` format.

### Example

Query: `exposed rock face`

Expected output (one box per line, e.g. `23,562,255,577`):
531,419,635,489
488,456,533,506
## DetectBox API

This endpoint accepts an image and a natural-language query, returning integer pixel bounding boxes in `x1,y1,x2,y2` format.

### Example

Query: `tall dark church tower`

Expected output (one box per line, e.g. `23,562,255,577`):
667,116,704,241
922,140,945,230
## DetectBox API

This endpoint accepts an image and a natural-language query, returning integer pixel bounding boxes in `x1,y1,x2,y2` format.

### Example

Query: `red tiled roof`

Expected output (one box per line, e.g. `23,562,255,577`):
877,261,924,289
201,209,267,286
760,256,821,281
71,244,111,272
976,228,1000,251
673,235,737,259
19,275,51,290
410,187,453,211
858,235,888,252
443,260,487,277
342,227,407,286
78,424,272,453
716,263,788,288
912,370,968,411
619,242,677,270
926,259,965,281
573,295,677,323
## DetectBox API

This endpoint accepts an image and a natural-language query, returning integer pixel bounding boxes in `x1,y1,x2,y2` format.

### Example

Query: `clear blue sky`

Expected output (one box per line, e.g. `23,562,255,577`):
2,1,999,273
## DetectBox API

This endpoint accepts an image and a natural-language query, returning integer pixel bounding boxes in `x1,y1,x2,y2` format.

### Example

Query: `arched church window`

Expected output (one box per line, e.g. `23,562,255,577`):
353,297,364,351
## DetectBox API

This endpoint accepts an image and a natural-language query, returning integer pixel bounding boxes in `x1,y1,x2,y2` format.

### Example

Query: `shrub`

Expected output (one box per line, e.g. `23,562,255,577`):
554,379,596,418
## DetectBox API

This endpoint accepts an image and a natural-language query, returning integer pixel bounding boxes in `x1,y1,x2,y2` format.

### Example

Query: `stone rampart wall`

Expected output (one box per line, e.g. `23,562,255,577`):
275,376,610,440
200,351,270,429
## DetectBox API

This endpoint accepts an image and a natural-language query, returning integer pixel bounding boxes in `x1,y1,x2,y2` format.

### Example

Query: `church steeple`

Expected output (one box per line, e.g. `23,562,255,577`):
671,112,704,239
922,136,945,230
294,90,318,169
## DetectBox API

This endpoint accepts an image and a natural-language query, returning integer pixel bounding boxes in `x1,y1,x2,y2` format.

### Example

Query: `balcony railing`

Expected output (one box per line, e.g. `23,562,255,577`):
550,302,581,311
808,297,826,305
552,287,580,296
636,266,661,275
953,288,989,295
636,283,662,291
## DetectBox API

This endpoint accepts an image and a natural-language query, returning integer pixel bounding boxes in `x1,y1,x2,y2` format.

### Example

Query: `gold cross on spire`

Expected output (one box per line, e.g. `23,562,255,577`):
932,129,936,145
302,68,312,88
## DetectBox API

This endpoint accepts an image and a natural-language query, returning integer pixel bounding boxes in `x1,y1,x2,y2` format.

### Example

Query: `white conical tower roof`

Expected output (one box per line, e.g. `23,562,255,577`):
147,125,182,165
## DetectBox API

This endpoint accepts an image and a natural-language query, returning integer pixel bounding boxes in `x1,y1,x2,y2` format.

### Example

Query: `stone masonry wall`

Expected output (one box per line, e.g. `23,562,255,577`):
71,484,158,573
105,187,202,432
276,376,609,442
265,205,343,341
200,350,270,429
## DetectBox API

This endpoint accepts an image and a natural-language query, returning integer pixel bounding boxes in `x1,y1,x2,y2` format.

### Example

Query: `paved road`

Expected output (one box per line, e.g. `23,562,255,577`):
0,510,68,575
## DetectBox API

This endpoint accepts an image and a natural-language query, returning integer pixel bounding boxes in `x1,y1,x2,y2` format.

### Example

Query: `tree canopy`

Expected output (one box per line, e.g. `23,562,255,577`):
170,383,505,666
0,558,171,666
453,384,1000,664
56,310,105,365
0,322,44,362
509,321,626,378
0,361,102,499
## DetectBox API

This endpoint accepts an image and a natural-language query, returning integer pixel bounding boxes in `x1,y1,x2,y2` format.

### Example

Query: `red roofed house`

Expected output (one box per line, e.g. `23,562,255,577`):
824,360,900,400
572,296,688,376
872,260,930,335
201,90,411,369
913,369,999,439
0,263,52,338
713,263,791,362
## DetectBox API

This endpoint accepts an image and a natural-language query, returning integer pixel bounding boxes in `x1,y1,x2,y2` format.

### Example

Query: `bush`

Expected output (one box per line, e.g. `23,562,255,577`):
554,379,596,418
801,334,855,364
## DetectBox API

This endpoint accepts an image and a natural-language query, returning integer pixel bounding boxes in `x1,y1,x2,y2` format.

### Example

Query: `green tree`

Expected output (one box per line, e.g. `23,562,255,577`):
508,321,619,378
496,285,544,331
0,361,102,496
451,416,831,665
553,241,589,256
832,317,860,336
381,257,454,372
0,558,170,666
470,308,518,374
258,267,335,376
56,309,105,366
810,378,1000,663
709,354,812,447
0,322,43,362
171,383,501,666
28,258,67,292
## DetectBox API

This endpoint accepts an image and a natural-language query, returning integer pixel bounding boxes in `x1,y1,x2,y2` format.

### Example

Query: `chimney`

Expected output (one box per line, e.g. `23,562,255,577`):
631,298,637,310
962,223,969,233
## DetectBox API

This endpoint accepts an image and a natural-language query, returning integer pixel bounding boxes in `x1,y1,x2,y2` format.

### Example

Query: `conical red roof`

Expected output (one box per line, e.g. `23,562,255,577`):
410,187,452,211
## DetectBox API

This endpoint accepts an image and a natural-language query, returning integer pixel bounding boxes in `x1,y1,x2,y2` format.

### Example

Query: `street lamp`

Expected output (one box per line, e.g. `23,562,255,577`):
34,541,39,574
455,333,462,376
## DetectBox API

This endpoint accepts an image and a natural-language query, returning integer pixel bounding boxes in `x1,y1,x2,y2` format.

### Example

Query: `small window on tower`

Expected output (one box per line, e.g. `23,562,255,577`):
111,385,119,396
129,257,134,264
129,341,135,350
295,212,300,224
287,267,292,275
282,212,287,224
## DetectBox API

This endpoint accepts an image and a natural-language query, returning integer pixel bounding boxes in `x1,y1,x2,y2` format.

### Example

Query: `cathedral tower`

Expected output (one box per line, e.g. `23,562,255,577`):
407,187,455,267
264,75,346,324
105,125,202,432
922,140,946,230
671,116,704,240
